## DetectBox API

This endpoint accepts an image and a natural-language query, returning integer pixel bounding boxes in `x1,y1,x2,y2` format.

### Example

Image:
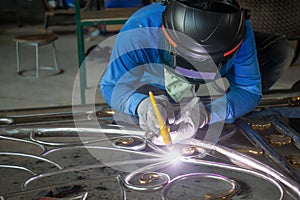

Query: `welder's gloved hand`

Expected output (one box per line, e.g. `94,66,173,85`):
137,95,175,135
151,97,209,146
173,97,208,141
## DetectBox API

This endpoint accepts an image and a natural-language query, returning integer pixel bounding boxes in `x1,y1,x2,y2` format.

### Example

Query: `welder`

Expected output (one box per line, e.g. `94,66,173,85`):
100,0,294,145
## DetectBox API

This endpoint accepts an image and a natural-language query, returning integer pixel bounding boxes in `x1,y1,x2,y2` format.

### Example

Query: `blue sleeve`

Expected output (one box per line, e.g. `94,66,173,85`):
100,49,148,116
100,3,167,116
100,28,165,116
207,21,262,124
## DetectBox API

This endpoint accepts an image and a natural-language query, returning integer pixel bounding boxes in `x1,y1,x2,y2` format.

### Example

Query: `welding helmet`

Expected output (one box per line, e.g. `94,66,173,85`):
161,0,247,84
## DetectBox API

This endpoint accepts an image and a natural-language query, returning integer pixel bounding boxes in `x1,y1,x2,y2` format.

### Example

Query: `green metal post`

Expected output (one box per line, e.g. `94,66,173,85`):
75,0,86,104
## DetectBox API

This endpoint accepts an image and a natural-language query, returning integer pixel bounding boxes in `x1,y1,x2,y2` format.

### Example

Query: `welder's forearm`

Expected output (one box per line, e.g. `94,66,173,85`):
206,89,261,124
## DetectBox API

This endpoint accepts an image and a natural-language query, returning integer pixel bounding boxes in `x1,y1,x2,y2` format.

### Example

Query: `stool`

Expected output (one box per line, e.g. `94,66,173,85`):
13,33,62,78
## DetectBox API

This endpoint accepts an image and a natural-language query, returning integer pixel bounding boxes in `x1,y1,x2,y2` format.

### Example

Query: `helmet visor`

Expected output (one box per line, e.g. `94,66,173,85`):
171,53,220,84
161,26,224,84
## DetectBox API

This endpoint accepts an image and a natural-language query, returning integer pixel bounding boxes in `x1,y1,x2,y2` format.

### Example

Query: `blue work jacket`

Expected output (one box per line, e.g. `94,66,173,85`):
100,3,262,124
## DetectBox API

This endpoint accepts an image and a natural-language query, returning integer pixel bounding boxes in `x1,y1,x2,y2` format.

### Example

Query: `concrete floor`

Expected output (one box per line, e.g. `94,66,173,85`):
0,24,108,110
0,23,300,111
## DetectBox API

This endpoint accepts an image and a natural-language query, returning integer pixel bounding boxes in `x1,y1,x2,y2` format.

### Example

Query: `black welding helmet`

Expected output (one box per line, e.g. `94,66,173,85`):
162,0,247,84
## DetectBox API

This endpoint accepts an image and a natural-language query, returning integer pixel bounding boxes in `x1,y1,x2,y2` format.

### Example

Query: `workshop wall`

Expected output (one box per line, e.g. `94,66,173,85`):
0,0,45,26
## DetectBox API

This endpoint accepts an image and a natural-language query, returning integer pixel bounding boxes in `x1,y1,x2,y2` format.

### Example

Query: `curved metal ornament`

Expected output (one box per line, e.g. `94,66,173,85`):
264,134,292,146
162,173,238,200
124,172,170,192
113,136,146,151
247,118,272,130
180,145,208,159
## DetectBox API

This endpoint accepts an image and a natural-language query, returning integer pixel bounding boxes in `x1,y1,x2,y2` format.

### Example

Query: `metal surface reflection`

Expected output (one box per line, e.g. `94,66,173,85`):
0,103,299,199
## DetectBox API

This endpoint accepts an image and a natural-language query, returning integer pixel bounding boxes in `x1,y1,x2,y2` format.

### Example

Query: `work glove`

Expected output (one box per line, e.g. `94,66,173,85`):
137,95,175,135
151,97,209,145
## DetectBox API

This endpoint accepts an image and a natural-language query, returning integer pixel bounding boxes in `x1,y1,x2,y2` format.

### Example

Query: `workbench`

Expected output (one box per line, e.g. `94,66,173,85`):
75,0,139,104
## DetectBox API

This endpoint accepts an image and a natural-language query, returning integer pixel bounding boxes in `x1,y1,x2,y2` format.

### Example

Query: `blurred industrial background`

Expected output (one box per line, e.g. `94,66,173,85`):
0,0,299,110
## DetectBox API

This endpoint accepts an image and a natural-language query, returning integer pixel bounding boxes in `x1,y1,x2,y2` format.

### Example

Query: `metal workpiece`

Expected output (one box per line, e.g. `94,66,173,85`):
181,139,300,199
0,104,114,128
247,117,272,131
123,170,170,192
180,158,286,200
1,104,300,199
229,144,264,155
0,125,145,139
0,118,14,126
0,152,63,170
0,135,46,153
264,134,292,147
285,154,300,167
4,176,118,200
237,118,300,182
270,116,300,149
289,95,300,106
161,173,239,200
0,165,37,176
257,90,300,107
181,145,207,157
1,132,299,199
2,89,300,127
113,136,147,151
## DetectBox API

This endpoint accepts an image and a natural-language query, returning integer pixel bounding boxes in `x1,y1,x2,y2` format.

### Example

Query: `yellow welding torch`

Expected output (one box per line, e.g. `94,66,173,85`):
149,91,172,145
